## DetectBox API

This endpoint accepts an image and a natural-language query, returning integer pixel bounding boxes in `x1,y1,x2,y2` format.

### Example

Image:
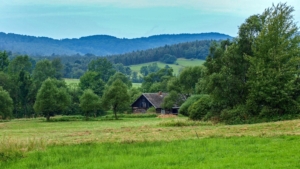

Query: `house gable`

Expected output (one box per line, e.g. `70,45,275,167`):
131,95,154,109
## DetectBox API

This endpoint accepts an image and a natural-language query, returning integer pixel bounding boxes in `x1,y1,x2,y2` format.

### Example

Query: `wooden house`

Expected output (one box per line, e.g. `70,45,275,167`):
131,92,179,114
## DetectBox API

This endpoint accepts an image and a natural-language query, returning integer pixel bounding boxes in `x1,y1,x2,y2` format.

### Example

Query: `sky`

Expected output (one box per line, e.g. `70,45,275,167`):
0,0,299,39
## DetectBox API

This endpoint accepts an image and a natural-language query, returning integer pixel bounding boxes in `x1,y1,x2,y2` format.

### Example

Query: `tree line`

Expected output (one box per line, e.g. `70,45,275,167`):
106,40,211,65
0,54,141,120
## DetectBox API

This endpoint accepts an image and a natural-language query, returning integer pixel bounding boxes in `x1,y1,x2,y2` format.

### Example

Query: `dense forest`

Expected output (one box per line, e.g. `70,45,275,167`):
0,32,231,56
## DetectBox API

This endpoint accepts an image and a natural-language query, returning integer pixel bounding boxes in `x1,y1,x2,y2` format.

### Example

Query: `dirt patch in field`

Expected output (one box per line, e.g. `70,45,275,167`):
157,114,177,118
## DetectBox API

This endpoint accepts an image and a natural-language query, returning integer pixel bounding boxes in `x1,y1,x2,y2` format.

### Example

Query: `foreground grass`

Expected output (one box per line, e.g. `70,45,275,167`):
2,136,300,169
1,117,300,168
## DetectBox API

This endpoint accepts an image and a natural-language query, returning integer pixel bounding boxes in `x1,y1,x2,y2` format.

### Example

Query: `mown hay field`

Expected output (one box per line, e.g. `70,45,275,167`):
1,116,300,168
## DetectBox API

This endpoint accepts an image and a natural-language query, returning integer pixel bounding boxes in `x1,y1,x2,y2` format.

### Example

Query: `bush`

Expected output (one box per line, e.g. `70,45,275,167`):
220,104,250,124
179,95,203,116
147,107,156,113
188,95,212,120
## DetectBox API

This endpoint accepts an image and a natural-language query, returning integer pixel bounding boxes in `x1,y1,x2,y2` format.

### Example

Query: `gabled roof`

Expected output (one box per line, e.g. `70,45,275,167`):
142,93,168,108
131,93,168,108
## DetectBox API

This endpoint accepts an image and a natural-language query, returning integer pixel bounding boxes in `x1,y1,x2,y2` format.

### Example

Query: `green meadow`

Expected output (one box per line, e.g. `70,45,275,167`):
1,116,300,168
64,78,80,86
129,58,205,75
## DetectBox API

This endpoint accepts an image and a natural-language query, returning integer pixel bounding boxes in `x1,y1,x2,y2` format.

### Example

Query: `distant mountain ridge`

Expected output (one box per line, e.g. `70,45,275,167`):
0,32,232,56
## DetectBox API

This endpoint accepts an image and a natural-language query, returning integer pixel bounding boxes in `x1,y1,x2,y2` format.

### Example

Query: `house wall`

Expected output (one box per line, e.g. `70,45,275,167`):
132,95,153,110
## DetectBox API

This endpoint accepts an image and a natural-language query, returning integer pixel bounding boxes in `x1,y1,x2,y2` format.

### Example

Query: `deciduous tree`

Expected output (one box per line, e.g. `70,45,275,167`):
80,89,101,120
0,51,9,71
88,58,116,82
34,78,71,121
102,79,130,119
0,87,13,119
246,3,300,116
79,71,105,97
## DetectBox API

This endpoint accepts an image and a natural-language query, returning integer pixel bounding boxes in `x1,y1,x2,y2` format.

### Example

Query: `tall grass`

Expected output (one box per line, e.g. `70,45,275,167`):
0,137,46,162
2,136,300,169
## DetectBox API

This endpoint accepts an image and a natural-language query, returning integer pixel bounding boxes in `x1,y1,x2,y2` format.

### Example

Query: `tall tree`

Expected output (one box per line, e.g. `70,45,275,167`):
8,55,32,75
79,71,105,97
246,3,300,116
0,87,13,119
7,55,33,118
102,79,130,120
88,58,116,82
106,72,132,88
51,58,64,80
33,59,56,88
18,70,34,117
80,89,101,120
0,51,9,71
179,66,204,96
34,78,71,121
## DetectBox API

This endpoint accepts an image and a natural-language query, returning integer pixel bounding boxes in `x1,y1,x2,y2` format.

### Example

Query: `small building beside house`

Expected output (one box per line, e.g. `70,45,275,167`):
131,92,179,114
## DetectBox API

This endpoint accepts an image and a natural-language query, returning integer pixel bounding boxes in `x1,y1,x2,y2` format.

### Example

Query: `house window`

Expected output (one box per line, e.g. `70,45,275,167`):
142,102,146,108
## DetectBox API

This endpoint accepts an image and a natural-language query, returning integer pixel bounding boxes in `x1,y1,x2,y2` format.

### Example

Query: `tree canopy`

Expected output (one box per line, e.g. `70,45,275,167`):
79,89,101,120
34,78,71,121
0,87,13,119
102,79,130,119
88,58,116,82
191,3,300,123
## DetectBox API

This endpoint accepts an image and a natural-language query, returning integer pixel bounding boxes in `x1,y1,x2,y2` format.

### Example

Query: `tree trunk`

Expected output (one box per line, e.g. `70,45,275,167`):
85,112,89,121
46,114,50,121
114,109,118,120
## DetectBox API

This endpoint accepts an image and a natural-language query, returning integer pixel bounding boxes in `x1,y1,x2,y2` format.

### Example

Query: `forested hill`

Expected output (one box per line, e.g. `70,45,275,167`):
107,40,211,65
0,32,231,56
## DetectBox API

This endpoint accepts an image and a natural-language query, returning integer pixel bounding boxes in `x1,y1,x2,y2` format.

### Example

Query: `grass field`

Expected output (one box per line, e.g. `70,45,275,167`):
64,78,80,86
132,83,142,88
129,58,205,75
1,116,300,168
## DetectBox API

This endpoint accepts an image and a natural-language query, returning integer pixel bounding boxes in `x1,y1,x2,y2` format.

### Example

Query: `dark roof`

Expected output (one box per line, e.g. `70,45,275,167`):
142,93,168,108
131,93,168,108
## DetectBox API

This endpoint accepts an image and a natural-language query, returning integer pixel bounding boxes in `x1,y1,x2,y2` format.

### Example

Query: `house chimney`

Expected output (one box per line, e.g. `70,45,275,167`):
158,91,162,96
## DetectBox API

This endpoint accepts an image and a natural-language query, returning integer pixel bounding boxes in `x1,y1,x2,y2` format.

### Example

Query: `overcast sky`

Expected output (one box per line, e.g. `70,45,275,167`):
1,0,299,39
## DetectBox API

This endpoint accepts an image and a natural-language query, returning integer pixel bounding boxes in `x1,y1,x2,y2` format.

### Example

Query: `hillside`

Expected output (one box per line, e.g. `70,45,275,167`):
107,40,211,65
0,32,232,56
129,58,205,75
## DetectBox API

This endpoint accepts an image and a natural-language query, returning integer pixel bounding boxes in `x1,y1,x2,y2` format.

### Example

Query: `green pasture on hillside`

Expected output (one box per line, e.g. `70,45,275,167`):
132,83,141,88
1,116,300,168
64,78,79,86
129,58,205,75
